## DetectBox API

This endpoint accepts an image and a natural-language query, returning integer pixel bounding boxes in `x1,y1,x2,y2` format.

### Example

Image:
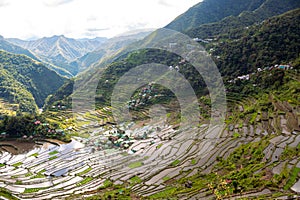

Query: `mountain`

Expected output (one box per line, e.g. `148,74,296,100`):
7,35,107,76
0,66,37,113
7,32,152,76
1,36,74,78
70,30,153,73
1,1,300,199
47,7,300,111
0,50,66,113
210,8,300,78
39,8,300,199
187,0,300,39
0,36,39,61
165,0,265,33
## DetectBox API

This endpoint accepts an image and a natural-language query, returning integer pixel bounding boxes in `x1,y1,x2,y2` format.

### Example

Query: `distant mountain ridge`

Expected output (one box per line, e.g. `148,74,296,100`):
0,36,39,61
7,35,107,76
71,30,152,73
8,35,107,61
7,32,152,76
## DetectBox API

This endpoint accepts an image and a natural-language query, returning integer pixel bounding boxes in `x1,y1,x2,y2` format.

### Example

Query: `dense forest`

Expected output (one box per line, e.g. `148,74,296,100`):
0,114,70,142
186,0,300,39
0,50,66,112
165,0,266,32
209,8,300,78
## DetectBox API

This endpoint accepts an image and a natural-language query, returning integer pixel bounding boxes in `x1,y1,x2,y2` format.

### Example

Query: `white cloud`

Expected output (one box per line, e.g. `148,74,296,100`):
0,0,201,39
0,0,9,7
43,0,74,7
158,0,174,7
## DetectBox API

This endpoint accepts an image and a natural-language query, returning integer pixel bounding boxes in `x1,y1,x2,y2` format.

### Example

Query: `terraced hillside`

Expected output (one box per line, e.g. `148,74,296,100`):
0,70,299,199
0,1,299,199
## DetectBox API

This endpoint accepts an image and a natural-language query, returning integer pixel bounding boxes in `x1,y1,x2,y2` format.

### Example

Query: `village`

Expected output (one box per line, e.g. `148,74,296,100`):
228,64,294,83
0,91,299,199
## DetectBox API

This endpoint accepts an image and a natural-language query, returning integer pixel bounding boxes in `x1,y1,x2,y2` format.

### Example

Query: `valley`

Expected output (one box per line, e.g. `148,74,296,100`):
0,0,299,199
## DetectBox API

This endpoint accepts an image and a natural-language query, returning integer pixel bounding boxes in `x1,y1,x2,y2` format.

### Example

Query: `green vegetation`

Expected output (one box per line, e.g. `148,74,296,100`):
0,50,66,111
209,8,300,78
0,114,69,141
0,188,19,200
24,188,44,193
31,169,46,179
162,176,171,181
47,9,300,127
128,161,143,169
281,146,300,160
76,177,93,186
29,153,39,157
135,138,275,199
191,159,197,165
166,0,266,33
129,176,142,185
171,159,180,166
1,2,300,200
284,167,300,190
12,162,22,168
49,156,58,161
100,179,113,189
74,185,132,200
187,1,300,39
25,172,33,177
213,140,270,192
148,187,177,199
233,132,240,138
77,167,92,176
44,79,74,110
49,150,59,155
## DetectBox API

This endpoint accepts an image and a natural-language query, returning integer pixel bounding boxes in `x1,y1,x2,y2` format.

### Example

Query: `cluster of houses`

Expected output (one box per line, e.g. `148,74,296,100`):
107,128,137,149
33,120,64,138
258,64,293,71
228,64,293,83
27,120,64,139
0,119,65,139
193,38,214,43
84,125,153,151
169,65,180,72
51,104,67,111
127,82,157,110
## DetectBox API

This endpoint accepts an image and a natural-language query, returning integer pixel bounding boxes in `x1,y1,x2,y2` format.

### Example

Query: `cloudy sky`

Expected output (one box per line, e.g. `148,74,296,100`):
0,0,200,40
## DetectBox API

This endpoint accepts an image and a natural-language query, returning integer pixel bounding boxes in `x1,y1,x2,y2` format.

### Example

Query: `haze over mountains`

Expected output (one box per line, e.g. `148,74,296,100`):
0,0,299,114
7,35,107,76
0,36,39,61
0,29,153,112
3,31,152,77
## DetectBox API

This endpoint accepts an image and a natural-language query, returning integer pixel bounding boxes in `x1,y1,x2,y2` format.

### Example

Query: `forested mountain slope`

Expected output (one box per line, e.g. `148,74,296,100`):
165,0,265,33
0,50,66,112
